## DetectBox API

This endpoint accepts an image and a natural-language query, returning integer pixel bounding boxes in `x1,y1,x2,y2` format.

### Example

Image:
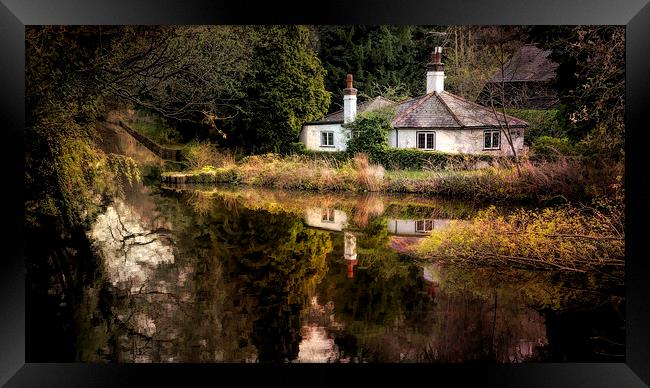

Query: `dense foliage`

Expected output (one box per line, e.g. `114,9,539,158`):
316,26,434,110
344,109,394,159
505,109,564,146
419,192,624,277
26,26,257,229
528,26,625,160
229,26,331,153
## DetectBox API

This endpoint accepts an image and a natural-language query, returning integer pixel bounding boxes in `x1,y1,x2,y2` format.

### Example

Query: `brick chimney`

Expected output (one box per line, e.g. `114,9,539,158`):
343,74,357,124
426,47,445,94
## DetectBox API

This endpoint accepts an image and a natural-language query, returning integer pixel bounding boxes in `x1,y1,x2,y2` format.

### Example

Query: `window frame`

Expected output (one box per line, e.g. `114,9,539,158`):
415,219,434,233
321,208,335,223
416,131,436,151
320,131,335,148
483,129,501,150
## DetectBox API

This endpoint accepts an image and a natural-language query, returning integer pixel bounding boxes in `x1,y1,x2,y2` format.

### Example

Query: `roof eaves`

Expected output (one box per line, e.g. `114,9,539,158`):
304,120,344,125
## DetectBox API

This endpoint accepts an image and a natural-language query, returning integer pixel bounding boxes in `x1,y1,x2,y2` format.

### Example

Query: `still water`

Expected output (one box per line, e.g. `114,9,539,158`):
26,123,624,363
27,177,622,363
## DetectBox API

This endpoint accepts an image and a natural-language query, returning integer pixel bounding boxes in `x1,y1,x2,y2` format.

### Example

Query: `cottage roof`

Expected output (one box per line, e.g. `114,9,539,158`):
310,96,396,124
489,44,558,83
305,89,527,129
391,91,528,129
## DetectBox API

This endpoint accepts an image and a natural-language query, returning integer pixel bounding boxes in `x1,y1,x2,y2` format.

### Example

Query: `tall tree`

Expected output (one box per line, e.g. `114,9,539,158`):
25,26,256,229
317,26,434,110
229,26,331,153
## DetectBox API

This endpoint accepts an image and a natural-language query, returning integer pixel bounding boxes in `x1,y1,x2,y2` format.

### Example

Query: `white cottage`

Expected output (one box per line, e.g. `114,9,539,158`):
299,47,528,155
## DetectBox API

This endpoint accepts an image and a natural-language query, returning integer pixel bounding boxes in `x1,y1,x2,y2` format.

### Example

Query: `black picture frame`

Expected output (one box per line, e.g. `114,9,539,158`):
1,0,649,386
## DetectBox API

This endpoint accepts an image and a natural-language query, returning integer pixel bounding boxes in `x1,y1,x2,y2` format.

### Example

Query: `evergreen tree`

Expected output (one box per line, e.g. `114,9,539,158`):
316,25,434,111
230,26,331,153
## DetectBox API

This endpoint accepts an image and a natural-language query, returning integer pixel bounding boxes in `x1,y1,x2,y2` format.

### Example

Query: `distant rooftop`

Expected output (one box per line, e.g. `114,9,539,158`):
489,44,558,83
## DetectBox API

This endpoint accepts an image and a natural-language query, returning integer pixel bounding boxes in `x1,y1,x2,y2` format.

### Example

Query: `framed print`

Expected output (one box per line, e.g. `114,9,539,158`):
2,0,649,386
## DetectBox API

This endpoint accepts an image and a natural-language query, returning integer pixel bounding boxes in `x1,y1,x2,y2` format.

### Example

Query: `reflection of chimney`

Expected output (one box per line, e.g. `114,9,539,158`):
344,232,358,279
427,282,439,301
343,74,358,124
423,263,441,302
347,259,358,279
426,47,445,94
344,232,357,261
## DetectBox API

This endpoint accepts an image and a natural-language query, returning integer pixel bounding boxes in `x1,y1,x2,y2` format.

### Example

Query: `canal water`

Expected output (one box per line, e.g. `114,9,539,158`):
25,125,625,363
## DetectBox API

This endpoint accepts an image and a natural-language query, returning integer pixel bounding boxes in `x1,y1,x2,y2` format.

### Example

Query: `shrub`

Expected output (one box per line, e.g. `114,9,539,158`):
344,108,394,160
531,136,577,160
506,109,565,146
372,148,499,170
418,198,624,275
185,141,235,169
352,153,385,192
293,147,501,171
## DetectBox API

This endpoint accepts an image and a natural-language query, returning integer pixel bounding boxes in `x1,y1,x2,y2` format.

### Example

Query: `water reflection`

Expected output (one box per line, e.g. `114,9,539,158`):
51,183,624,363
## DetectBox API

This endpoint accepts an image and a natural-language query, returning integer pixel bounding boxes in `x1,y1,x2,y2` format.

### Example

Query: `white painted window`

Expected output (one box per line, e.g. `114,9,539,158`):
417,132,435,150
320,131,334,147
484,130,501,150
321,208,335,223
415,219,434,233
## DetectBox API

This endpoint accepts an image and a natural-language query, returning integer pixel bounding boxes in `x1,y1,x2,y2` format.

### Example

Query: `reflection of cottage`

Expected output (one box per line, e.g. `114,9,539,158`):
386,218,451,236
478,44,559,109
303,206,455,238
300,47,528,155
304,207,348,232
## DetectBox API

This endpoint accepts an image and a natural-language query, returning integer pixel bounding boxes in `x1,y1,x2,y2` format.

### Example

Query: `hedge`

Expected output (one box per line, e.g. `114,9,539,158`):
291,145,503,170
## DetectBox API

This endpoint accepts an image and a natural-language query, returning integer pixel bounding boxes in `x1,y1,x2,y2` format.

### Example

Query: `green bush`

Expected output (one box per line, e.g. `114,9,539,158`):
293,147,500,170
370,148,496,170
531,136,577,159
506,109,565,146
344,108,394,160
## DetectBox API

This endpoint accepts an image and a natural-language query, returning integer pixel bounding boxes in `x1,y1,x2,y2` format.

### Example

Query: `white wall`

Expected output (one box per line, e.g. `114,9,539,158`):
299,123,349,152
301,123,525,156
386,219,453,236
303,207,348,231
388,128,525,155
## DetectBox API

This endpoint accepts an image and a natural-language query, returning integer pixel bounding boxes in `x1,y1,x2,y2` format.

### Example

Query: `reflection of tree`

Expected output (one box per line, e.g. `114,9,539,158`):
313,241,617,362
74,185,333,363
434,265,624,362
208,207,332,362
59,185,624,363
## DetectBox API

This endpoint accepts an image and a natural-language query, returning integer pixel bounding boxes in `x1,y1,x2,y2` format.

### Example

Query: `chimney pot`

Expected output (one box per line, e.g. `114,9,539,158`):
347,73,353,89
427,47,445,93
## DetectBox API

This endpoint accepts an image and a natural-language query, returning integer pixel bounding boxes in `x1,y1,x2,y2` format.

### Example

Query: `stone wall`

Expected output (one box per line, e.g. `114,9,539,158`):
117,121,183,161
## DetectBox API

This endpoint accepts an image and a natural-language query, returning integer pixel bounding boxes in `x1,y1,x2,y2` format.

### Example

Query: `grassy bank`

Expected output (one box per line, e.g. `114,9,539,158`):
161,152,622,203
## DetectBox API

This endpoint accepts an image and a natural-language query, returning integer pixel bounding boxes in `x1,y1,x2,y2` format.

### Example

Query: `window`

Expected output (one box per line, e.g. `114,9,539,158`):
415,219,434,233
320,131,334,147
321,208,335,223
484,130,500,150
417,132,435,150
